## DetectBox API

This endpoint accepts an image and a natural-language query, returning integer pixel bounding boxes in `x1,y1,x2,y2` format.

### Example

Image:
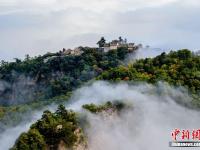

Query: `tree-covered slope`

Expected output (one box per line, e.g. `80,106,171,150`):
0,47,131,106
0,47,133,131
11,101,130,150
11,105,87,150
10,49,200,150
98,49,200,106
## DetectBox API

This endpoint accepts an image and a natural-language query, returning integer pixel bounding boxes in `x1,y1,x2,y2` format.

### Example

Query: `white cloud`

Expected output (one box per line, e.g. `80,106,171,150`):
0,0,178,15
0,0,200,61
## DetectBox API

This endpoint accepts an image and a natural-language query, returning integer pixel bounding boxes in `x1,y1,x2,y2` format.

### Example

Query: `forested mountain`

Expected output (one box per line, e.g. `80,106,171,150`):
11,102,130,150
98,49,200,106
0,47,131,106
10,50,200,150
0,46,133,131
1,48,200,150
11,104,86,150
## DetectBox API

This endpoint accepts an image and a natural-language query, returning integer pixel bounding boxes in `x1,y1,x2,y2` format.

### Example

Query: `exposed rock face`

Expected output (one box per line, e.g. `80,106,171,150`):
57,128,87,150
56,125,63,130
57,140,66,150
99,108,118,121
73,128,87,150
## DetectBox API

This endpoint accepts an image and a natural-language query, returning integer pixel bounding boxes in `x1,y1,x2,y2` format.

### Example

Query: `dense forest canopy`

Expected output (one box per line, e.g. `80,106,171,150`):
0,47,131,106
98,49,200,106
11,105,82,150
0,46,133,131
11,101,130,150
1,47,200,150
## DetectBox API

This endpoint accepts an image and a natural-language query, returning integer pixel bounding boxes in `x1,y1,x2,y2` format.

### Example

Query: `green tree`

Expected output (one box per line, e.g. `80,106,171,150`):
97,37,106,48
11,129,45,150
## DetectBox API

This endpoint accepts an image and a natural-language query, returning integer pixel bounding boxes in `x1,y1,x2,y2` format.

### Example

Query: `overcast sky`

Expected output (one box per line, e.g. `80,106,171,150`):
0,0,200,61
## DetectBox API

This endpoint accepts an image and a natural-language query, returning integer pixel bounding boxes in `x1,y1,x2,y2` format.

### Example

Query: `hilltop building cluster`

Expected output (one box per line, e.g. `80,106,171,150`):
62,47,83,56
61,37,141,56
98,37,142,52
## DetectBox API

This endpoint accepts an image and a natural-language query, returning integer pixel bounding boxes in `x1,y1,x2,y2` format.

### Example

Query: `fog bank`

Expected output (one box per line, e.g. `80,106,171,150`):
69,81,199,150
0,81,199,150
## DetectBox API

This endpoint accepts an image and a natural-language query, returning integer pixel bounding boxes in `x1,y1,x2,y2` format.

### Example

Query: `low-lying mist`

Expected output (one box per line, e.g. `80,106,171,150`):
67,81,198,150
0,81,199,150
125,47,169,63
0,74,38,106
0,113,40,150
0,105,57,150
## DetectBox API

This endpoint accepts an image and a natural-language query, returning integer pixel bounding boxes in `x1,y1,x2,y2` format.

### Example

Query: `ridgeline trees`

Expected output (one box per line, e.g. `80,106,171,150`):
11,101,131,150
98,49,200,106
0,47,131,106
11,105,81,150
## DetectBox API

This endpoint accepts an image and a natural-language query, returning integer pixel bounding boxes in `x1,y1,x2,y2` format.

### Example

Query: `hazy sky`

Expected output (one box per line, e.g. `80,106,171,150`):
0,0,200,61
